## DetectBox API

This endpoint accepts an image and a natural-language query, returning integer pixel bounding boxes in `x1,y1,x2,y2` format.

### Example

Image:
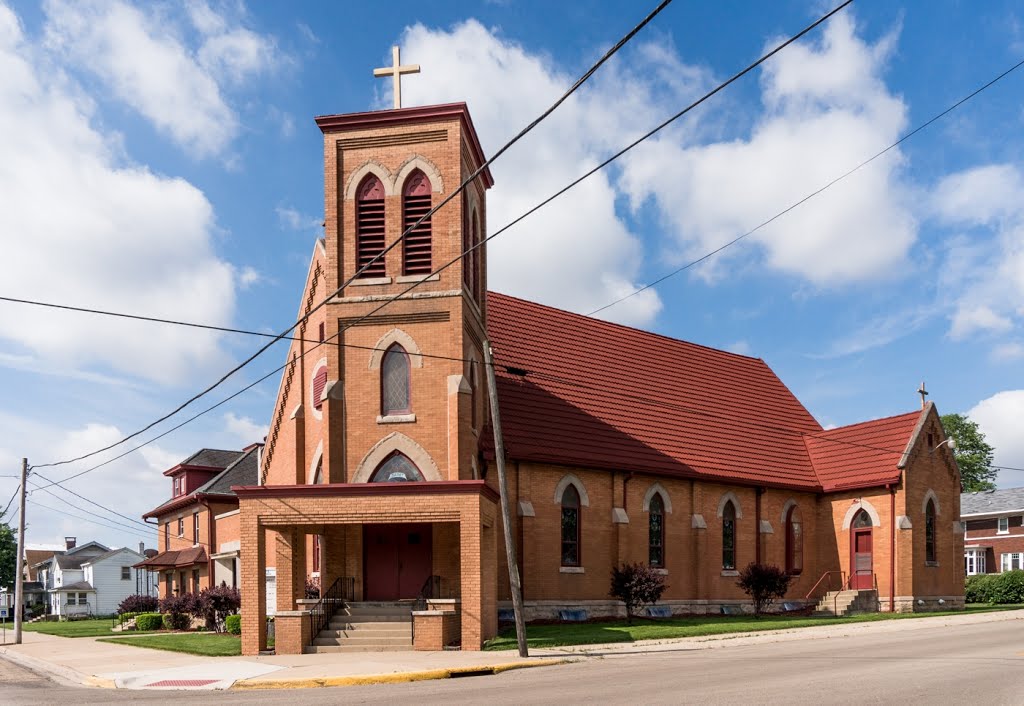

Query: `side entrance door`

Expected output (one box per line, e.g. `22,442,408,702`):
851,527,873,590
363,523,433,601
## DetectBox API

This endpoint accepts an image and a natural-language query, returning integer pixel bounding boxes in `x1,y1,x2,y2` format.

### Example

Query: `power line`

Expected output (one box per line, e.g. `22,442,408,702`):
31,471,159,533
2,483,20,518
26,495,149,539
588,56,1024,316
0,295,481,365
32,0,675,471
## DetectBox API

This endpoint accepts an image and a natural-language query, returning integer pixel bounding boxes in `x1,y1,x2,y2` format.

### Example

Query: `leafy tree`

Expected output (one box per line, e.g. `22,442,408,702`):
609,562,667,624
941,413,997,492
0,516,16,590
736,563,793,617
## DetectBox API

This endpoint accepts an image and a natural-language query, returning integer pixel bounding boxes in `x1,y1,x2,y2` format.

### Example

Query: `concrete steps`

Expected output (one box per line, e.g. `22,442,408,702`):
305,601,414,654
813,589,879,617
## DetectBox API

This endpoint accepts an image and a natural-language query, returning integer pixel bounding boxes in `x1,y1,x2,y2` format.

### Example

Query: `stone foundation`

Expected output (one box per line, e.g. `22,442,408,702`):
891,595,965,613
498,599,815,622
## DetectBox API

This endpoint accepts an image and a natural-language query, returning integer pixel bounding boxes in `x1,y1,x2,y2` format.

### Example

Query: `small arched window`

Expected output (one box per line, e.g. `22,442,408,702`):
561,484,581,567
853,509,872,529
356,175,386,278
381,344,411,415
925,499,937,563
649,493,665,568
370,452,424,482
722,500,736,570
785,505,803,575
312,364,328,411
402,170,432,275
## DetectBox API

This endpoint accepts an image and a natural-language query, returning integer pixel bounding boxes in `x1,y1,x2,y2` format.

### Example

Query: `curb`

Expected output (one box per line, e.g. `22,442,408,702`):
0,645,97,688
231,658,570,690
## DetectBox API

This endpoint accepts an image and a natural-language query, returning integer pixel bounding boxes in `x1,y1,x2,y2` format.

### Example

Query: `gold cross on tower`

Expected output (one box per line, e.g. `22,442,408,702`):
374,46,420,109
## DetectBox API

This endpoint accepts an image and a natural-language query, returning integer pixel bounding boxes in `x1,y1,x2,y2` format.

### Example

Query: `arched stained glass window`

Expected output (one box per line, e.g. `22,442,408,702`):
381,344,410,415
649,493,665,568
785,505,803,575
853,509,872,528
722,501,737,570
561,484,581,567
369,452,424,483
925,499,937,563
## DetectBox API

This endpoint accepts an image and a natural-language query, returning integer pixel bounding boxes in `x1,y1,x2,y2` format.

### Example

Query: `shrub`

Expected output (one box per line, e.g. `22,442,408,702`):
118,594,159,615
990,570,1024,604
306,577,321,599
135,613,163,631
162,612,191,631
737,563,793,616
965,574,995,603
609,562,668,624
191,585,242,632
225,614,241,635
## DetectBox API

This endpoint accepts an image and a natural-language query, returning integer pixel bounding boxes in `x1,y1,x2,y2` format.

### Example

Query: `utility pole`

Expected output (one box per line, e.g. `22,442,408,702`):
13,458,27,644
483,341,528,657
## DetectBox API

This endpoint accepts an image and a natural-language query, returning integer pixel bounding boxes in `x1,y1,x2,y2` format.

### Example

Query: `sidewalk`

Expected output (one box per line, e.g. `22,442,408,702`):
1,608,1021,691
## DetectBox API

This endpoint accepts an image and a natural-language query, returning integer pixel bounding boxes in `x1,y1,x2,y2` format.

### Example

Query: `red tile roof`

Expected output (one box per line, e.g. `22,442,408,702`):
133,546,207,570
804,411,921,492
485,292,923,493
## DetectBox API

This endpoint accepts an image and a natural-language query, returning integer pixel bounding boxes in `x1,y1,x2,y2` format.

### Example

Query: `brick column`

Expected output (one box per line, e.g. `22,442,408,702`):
321,381,345,483
290,405,305,484
321,525,346,595
240,504,266,656
275,526,307,613
459,500,483,649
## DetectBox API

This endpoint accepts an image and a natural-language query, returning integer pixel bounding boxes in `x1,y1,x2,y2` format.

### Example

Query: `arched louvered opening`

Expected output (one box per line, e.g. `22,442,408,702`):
381,343,411,415
402,170,432,275
356,175,386,278
472,212,482,302
312,365,328,411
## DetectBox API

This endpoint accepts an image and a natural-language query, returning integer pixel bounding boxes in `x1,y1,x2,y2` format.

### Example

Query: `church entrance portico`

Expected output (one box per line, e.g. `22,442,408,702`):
235,481,498,655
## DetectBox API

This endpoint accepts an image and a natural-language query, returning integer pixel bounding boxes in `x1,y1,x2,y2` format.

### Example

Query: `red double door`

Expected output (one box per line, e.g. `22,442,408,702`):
363,523,433,600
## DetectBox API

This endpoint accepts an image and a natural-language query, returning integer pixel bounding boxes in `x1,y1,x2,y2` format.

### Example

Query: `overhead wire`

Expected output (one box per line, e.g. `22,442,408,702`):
31,0,677,471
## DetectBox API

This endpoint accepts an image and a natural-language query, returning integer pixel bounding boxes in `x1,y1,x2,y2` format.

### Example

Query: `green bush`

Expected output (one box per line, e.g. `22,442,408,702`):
225,614,241,635
737,563,794,616
162,612,191,631
990,570,1024,604
965,574,994,603
135,613,163,631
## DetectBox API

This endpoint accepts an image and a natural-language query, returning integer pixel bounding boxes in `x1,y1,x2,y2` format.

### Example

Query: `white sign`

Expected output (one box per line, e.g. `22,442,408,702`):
0,607,8,619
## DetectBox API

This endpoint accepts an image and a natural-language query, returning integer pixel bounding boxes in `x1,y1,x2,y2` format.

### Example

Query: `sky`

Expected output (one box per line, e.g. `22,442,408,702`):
1,0,1023,550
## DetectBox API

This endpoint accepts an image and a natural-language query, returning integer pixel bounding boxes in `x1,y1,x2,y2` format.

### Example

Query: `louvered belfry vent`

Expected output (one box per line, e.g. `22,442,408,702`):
402,170,432,276
356,175,386,278
312,366,328,410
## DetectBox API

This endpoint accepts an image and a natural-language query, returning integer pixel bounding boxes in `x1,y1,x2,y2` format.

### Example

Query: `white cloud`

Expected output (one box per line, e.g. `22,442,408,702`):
991,342,1024,361
814,305,936,358
0,4,236,382
222,412,267,445
276,205,321,232
42,0,281,159
619,14,915,286
237,266,263,289
968,390,1024,488
725,340,753,356
934,164,1024,341
399,20,674,326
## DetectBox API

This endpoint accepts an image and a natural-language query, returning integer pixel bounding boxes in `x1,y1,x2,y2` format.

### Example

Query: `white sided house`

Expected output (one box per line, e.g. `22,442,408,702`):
34,538,153,617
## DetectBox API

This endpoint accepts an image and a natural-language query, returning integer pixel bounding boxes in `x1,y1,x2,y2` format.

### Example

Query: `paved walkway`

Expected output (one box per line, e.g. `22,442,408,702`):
0,609,1021,691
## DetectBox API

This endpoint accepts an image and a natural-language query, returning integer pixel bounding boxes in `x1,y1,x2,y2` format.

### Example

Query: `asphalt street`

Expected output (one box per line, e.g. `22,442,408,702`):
1,617,1021,704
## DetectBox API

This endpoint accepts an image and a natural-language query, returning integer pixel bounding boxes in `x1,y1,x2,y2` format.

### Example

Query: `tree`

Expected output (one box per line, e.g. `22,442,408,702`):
941,413,997,492
736,563,793,617
0,516,16,590
609,562,667,624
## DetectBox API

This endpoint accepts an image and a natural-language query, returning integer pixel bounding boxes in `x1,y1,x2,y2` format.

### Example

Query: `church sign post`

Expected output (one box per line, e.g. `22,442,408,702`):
483,341,528,657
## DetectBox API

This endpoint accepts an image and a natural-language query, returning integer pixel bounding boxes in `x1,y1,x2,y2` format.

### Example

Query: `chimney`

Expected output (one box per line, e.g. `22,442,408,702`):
139,541,145,555
65,536,77,550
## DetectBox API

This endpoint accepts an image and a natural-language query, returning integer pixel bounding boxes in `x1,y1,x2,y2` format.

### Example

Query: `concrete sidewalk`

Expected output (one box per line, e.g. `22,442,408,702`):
1,609,1021,691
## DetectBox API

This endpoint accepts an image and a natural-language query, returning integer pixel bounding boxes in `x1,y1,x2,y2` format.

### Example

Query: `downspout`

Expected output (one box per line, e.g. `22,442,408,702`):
889,485,896,612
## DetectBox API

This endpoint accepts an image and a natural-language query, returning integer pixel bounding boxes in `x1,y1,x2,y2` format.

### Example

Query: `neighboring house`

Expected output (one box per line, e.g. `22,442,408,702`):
962,487,1024,575
235,99,966,657
33,537,151,617
136,445,262,602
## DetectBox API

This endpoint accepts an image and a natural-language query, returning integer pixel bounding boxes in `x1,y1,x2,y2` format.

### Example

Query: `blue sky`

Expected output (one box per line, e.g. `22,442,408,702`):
1,0,1023,548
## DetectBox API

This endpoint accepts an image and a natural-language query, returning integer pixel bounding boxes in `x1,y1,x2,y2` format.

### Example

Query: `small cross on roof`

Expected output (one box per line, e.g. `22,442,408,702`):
374,46,420,109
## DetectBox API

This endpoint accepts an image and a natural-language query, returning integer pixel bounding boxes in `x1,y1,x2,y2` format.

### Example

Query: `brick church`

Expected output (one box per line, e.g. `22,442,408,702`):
235,74,964,656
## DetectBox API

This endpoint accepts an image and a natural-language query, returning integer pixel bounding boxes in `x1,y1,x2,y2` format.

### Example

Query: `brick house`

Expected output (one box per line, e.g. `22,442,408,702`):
962,487,1024,575
137,446,262,599
235,100,965,656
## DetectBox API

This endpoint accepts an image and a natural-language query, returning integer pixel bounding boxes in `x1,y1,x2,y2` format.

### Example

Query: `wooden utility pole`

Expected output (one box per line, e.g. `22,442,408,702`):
13,458,27,644
483,341,528,657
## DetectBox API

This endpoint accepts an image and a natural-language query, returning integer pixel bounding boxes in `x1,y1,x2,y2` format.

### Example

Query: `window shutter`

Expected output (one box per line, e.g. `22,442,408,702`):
313,367,328,410
356,176,386,278
402,171,432,275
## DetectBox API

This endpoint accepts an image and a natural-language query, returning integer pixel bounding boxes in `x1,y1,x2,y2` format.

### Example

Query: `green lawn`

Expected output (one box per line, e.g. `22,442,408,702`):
484,604,1024,651
97,633,241,657
22,619,157,638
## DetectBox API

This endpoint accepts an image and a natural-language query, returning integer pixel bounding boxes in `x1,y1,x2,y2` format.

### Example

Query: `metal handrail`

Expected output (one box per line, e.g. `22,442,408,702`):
307,576,354,644
804,570,846,601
